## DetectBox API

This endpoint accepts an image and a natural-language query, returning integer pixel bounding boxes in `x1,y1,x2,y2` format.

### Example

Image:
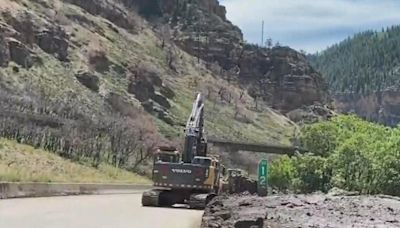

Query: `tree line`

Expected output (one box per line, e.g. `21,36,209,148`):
0,90,163,175
309,25,400,94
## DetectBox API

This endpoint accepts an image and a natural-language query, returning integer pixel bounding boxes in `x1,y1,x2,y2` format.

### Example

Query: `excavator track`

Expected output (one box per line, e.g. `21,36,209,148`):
141,189,162,207
142,189,187,207
188,193,216,209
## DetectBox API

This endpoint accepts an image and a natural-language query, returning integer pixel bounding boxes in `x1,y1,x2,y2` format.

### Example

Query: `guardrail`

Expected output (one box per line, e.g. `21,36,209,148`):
0,182,151,199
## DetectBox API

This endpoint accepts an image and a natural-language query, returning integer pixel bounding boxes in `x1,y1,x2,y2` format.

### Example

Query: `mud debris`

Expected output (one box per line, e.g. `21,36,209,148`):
201,193,400,228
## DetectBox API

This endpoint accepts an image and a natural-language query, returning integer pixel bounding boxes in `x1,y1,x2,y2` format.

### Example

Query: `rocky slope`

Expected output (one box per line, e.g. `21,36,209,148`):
0,0,328,172
142,0,330,113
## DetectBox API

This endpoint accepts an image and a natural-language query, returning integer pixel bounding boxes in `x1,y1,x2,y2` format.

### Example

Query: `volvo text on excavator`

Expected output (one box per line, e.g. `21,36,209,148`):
141,93,224,209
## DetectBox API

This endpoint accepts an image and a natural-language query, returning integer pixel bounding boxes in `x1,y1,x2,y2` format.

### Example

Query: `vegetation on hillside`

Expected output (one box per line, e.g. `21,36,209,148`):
309,25,400,94
0,138,150,183
0,0,296,178
269,115,400,196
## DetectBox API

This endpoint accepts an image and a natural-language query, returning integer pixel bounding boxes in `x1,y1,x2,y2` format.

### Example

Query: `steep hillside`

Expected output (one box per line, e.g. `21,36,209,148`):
310,26,400,125
143,0,330,113
0,138,150,183
0,0,327,173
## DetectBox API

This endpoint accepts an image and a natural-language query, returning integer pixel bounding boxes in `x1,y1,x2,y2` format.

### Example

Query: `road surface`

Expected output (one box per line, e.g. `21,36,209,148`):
0,193,203,228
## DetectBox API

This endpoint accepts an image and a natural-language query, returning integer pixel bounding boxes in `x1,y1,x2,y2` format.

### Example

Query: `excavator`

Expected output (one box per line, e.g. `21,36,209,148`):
142,93,224,209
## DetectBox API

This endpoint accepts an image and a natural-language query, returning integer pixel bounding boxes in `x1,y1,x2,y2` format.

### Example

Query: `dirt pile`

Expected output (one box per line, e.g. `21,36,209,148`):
225,174,257,195
202,193,400,228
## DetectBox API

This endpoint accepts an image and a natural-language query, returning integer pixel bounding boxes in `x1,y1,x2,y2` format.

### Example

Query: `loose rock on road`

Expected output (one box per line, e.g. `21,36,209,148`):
0,193,203,228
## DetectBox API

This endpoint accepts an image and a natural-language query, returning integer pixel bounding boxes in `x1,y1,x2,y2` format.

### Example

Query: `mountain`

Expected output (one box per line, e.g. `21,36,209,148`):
0,0,328,173
310,25,400,125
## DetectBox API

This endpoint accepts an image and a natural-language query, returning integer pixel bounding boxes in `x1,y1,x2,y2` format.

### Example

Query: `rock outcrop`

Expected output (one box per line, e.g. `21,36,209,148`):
35,27,69,61
0,35,10,66
7,37,35,68
1,11,70,63
124,0,330,113
287,104,335,124
238,46,329,113
64,0,139,32
127,63,175,124
335,89,400,126
75,71,100,92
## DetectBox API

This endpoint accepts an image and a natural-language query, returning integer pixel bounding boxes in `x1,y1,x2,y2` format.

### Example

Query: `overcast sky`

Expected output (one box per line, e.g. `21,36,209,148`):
219,0,400,53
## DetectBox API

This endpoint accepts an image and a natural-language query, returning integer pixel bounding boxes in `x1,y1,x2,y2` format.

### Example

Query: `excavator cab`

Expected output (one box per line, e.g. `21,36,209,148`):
153,147,180,163
192,156,212,166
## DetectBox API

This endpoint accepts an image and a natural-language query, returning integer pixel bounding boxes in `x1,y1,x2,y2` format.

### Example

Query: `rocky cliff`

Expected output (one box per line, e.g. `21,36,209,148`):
335,90,400,126
64,0,330,116
126,0,330,114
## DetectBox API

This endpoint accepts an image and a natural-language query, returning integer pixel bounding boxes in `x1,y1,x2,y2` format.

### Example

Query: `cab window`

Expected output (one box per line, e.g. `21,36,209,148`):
192,157,211,166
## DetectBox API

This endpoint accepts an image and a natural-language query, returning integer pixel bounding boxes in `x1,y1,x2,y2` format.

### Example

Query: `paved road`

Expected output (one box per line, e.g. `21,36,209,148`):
0,194,203,228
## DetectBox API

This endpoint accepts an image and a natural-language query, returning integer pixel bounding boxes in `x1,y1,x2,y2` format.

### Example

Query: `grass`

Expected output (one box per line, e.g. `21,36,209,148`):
168,74,297,145
0,0,297,177
0,138,151,184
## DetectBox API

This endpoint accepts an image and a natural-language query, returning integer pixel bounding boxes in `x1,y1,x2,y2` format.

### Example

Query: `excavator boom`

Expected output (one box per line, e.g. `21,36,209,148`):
183,93,207,162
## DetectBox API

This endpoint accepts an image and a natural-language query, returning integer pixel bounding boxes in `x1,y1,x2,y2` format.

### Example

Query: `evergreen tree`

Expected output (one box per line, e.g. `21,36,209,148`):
309,25,400,94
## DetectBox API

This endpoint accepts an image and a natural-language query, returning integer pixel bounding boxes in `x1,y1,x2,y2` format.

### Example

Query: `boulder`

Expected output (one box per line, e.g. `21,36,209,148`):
287,105,335,123
75,71,100,92
227,174,257,195
7,38,34,68
35,27,69,61
234,218,263,228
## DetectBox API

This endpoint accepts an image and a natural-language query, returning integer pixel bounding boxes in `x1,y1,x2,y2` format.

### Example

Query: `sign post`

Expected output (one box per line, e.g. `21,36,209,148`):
257,159,268,196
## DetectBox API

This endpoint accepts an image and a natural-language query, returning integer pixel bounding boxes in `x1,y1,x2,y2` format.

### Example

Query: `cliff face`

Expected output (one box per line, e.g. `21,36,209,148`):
335,90,400,126
238,46,329,112
126,0,329,113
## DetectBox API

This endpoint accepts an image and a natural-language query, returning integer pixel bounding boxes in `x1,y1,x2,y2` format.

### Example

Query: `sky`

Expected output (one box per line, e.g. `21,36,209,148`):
219,0,400,53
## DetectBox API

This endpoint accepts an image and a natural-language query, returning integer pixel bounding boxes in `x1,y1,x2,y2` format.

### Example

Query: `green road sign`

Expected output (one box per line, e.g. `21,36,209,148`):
258,159,268,196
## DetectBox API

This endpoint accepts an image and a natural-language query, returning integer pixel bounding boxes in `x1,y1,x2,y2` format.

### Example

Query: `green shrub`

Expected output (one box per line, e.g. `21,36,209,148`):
269,156,295,191
292,154,331,193
330,135,374,193
269,115,400,196
300,121,338,157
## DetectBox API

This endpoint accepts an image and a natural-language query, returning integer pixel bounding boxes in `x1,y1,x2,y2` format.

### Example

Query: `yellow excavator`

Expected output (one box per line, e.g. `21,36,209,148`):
142,93,224,209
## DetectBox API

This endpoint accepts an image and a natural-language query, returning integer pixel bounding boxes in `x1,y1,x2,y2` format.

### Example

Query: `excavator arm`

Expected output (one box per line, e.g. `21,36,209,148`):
182,93,207,163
